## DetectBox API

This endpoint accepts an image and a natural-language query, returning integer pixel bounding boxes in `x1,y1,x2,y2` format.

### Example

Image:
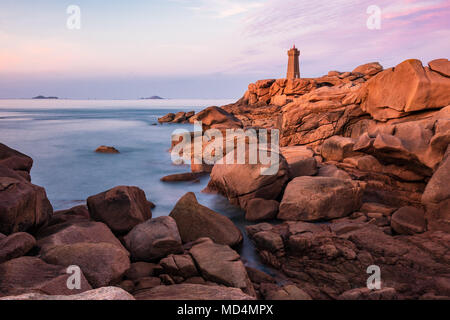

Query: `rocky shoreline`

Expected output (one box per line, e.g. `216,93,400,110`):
1,58,449,300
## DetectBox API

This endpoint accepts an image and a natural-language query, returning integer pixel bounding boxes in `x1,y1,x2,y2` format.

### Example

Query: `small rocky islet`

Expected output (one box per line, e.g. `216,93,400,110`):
1,58,449,300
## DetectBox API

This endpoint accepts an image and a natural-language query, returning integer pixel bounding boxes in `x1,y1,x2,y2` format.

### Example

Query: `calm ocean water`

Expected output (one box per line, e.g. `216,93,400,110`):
0,99,275,273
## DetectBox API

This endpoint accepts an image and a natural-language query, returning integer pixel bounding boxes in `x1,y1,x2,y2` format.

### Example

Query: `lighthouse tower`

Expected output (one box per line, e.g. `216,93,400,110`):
287,45,300,79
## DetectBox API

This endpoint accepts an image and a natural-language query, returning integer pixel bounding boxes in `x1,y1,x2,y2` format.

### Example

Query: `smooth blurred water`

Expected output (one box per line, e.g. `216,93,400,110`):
0,99,275,273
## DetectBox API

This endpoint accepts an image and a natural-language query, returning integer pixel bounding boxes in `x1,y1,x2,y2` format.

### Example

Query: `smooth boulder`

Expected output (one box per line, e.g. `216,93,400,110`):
278,176,364,221
169,192,242,247
87,186,152,234
245,198,279,222
0,232,36,263
189,238,255,297
391,207,427,235
124,216,182,262
0,173,53,235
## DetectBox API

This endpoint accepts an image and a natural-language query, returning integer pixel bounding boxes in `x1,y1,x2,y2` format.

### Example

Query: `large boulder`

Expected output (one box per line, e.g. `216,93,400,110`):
189,238,256,297
123,216,182,262
169,192,242,247
360,59,450,121
428,59,450,77
0,143,33,180
36,220,128,254
422,146,450,232
0,287,135,300
280,146,317,178
0,169,53,235
321,136,356,161
41,242,130,288
134,284,255,300
205,153,289,210
0,232,36,263
278,176,364,221
87,186,152,234
391,207,427,235
0,256,92,297
352,62,383,77
189,106,242,130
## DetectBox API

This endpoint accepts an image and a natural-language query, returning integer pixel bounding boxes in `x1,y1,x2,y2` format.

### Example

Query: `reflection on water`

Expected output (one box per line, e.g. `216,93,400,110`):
0,100,275,274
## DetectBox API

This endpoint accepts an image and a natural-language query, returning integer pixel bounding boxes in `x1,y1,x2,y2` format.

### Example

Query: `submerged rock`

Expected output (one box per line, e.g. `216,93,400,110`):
95,146,120,154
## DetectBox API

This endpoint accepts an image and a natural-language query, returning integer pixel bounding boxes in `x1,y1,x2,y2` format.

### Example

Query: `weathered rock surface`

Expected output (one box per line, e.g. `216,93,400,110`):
0,287,135,300
160,254,198,279
0,232,36,263
0,143,33,180
245,198,279,222
280,146,317,178
124,216,182,262
87,186,152,234
247,220,450,299
391,207,427,235
278,177,364,221
169,192,242,246
321,136,356,161
422,146,450,232
0,256,92,297
41,242,130,288
134,284,255,300
359,59,450,121
264,285,312,300
189,238,256,297
0,170,53,235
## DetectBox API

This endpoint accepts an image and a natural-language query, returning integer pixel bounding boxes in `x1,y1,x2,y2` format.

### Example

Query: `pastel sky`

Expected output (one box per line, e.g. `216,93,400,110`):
0,0,449,99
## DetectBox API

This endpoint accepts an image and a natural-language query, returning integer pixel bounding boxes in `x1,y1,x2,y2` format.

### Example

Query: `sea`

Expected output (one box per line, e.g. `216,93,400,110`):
0,99,276,274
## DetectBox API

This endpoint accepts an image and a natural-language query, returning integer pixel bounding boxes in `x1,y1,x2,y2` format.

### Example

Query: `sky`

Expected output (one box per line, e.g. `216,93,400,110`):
0,0,449,99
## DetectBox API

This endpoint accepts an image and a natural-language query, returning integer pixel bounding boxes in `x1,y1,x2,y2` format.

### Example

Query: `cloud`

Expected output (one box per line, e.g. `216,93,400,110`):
231,0,450,76
172,0,266,18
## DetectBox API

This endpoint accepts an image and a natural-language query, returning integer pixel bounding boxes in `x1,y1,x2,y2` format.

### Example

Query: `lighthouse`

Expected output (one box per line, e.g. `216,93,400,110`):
287,45,300,79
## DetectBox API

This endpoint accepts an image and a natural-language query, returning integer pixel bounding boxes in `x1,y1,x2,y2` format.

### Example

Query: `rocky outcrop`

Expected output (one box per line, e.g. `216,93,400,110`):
359,59,450,121
0,287,135,300
247,221,450,299
87,186,152,234
158,111,195,124
0,256,92,297
123,216,182,262
169,192,242,247
134,284,255,300
278,177,364,221
160,172,203,183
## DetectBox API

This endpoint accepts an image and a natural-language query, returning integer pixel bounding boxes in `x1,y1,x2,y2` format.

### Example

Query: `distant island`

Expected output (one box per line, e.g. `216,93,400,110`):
140,96,164,100
32,95,59,99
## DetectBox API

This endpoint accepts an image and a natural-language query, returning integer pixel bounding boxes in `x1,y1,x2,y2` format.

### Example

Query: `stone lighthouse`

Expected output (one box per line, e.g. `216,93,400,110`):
287,45,300,79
